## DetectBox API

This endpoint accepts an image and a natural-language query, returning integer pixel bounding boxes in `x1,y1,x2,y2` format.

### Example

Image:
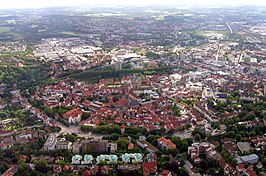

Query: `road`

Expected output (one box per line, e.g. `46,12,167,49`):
226,22,234,34
56,121,109,139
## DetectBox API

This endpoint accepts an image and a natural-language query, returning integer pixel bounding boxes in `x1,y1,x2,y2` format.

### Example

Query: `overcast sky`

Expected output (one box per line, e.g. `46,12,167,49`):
1,0,266,9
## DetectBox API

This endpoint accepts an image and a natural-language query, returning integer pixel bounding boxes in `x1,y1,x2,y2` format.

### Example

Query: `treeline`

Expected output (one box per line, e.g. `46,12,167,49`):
80,125,148,136
69,66,175,82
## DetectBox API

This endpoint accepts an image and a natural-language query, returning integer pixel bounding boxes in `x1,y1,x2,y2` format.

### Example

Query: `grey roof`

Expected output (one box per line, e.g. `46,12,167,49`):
241,154,259,162
237,142,252,152
236,154,259,164
130,100,139,106
44,134,57,147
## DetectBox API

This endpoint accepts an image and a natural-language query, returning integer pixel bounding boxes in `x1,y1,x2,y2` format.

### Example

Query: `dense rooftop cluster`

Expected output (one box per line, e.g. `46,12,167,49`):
0,6,266,176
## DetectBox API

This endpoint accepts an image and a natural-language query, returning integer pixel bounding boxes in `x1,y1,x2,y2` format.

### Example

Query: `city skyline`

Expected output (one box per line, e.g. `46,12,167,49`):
1,0,266,9
0,1,265,176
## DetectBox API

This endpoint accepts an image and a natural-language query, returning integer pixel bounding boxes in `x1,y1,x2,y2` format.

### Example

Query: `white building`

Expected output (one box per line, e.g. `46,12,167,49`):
169,73,182,81
43,134,57,151
55,138,72,150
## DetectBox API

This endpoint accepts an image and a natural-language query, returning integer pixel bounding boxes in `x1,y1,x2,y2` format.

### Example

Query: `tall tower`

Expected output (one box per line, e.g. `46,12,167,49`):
180,52,186,61
133,74,142,89
115,62,122,70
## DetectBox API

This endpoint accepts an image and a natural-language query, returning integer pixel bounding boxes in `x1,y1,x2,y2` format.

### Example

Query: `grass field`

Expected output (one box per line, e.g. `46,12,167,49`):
59,31,81,36
6,20,16,24
0,27,11,33
196,30,229,40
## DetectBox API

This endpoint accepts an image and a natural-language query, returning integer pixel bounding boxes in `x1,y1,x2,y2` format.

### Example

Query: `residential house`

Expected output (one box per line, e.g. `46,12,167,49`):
157,137,176,151
63,108,83,124
136,136,158,153
142,162,157,176
55,138,72,150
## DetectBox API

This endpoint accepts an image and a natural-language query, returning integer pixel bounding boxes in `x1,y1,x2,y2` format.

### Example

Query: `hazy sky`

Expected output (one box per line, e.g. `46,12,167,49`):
1,0,266,9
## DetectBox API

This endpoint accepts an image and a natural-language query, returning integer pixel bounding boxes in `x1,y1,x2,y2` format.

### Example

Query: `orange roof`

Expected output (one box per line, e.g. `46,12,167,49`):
157,137,176,149
246,169,256,176
102,166,108,172
237,164,245,169
114,99,128,106
63,108,82,118
95,119,100,126
161,170,171,176
63,165,70,171
19,154,28,161
79,120,87,125
82,169,91,176
128,143,134,150
142,162,157,176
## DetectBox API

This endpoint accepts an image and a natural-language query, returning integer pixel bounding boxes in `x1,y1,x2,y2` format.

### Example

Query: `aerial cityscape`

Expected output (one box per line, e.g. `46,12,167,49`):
0,0,265,176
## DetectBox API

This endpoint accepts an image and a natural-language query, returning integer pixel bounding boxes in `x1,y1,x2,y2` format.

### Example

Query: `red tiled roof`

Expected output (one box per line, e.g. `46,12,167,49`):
160,170,171,176
79,120,87,125
114,99,128,106
142,162,157,176
237,164,245,170
63,108,82,118
63,165,70,171
157,137,176,149
95,119,100,126
246,168,256,176
128,143,134,150
82,169,91,176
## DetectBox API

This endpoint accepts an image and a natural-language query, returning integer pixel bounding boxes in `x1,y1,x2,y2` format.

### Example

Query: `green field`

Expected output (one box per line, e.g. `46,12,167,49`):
6,20,16,24
59,31,81,36
0,27,11,33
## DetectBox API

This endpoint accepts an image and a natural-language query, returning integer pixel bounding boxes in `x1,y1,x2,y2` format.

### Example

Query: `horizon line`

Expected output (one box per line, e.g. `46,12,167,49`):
0,4,266,10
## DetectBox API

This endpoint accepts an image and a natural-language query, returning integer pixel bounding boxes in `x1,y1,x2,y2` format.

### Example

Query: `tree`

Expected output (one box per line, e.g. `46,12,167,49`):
45,107,55,117
65,134,77,142
192,128,205,139
145,52,160,59
253,125,265,136
226,131,235,138
179,167,189,176
230,157,237,167
195,134,201,141
81,113,90,121
117,138,128,150
112,96,120,102
235,134,242,142
110,133,119,141
58,160,66,167
243,114,255,121
34,158,49,173
0,112,8,118
166,148,178,156
120,143,126,151
28,87,35,95
172,105,180,116
17,160,27,175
